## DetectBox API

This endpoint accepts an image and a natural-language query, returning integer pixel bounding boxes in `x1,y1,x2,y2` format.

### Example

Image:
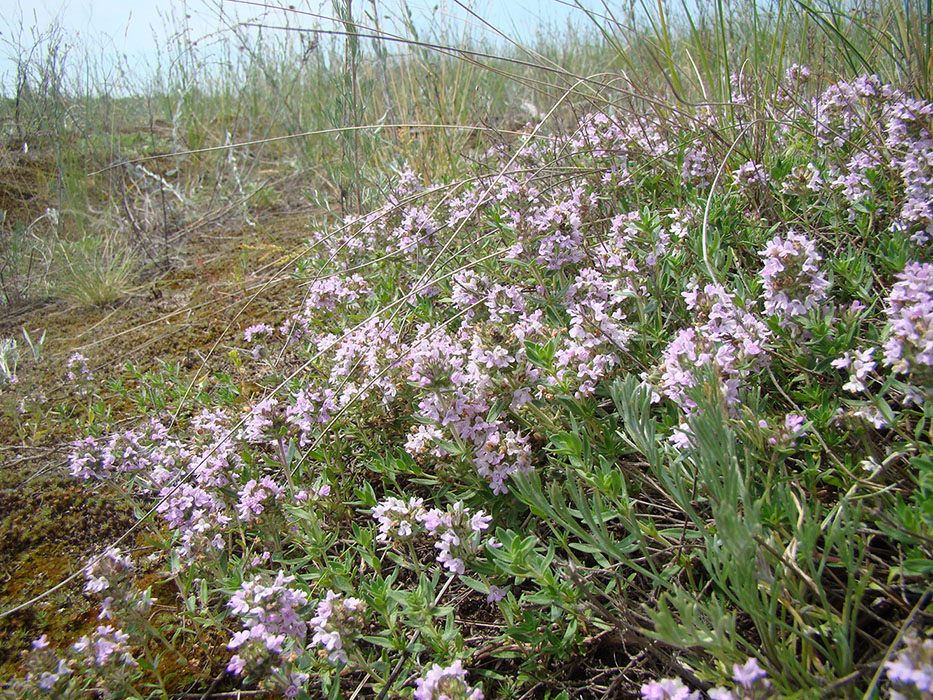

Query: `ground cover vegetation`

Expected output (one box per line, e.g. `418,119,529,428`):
1,0,932,697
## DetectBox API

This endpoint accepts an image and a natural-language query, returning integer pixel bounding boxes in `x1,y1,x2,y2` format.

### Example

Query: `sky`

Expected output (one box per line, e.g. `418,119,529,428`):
0,0,609,92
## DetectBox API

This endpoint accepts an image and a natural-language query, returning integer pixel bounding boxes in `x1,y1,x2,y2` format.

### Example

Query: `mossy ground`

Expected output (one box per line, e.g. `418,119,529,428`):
0,142,314,691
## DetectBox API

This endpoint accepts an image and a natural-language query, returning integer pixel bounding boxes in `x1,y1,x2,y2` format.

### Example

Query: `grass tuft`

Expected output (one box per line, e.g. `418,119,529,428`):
51,234,137,307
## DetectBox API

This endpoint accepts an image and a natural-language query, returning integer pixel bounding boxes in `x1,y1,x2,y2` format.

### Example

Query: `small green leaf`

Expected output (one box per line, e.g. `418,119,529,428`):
550,432,583,458
901,558,933,576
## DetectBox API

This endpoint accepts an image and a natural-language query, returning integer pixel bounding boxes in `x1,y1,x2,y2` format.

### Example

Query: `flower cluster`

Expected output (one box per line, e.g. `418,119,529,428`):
682,142,715,187
656,282,770,414
757,413,807,447
244,323,275,343
731,160,768,189
709,659,772,700
18,624,142,698
309,590,366,664
243,323,275,358
23,636,73,694
803,75,933,239
73,625,136,668
832,348,877,393
236,475,285,523
780,163,824,195
83,547,154,621
812,75,893,148
641,677,699,700
67,418,169,481
283,316,404,443
227,572,309,695
641,658,771,700
282,273,374,345
372,495,426,542
402,322,534,493
559,266,634,397
240,397,280,442
883,262,933,379
885,633,933,696
372,497,497,576
304,274,371,314
785,63,811,86
65,352,92,383
414,660,484,700
758,231,830,325
885,95,933,242
11,545,162,697
528,185,596,270
422,501,495,575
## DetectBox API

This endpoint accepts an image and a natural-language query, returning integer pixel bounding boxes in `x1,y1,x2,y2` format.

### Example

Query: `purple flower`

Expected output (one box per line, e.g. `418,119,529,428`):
226,654,247,675
235,476,284,522
732,160,768,188
486,586,508,603
831,348,877,392
38,671,61,690
883,262,933,379
65,352,92,383
226,571,309,678
373,496,425,542
785,63,811,84
73,625,136,667
707,689,736,700
419,501,497,576
309,591,365,664
780,163,823,195
243,323,274,343
283,669,310,697
758,231,830,324
469,512,492,532
682,142,715,187
240,397,279,442
640,677,699,700
31,657,72,691
784,413,805,433
83,547,134,596
657,283,769,413
853,405,888,429
885,633,933,694
414,660,484,700
732,658,769,689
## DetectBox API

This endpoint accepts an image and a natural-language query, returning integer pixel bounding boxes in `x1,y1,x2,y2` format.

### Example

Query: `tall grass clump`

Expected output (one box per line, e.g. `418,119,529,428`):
1,1,932,699
51,233,137,307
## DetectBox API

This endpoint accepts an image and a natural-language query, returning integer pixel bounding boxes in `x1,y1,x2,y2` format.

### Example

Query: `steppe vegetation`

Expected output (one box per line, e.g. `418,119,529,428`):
1,0,932,698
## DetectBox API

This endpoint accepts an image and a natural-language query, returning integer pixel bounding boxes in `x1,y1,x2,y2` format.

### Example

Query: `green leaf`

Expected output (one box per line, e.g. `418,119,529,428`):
525,336,558,369
549,432,583,458
901,558,933,576
354,481,377,507
362,635,398,649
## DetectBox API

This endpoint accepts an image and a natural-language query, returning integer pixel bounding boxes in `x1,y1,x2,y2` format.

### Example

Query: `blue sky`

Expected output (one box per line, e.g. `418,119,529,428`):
0,0,609,91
